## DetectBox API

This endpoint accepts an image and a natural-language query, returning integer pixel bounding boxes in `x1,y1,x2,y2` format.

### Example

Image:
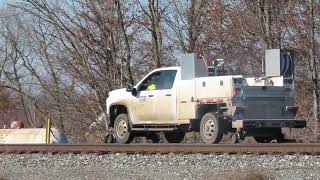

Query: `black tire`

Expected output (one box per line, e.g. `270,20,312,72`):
230,133,240,144
114,113,132,144
254,137,273,143
254,129,285,143
163,130,185,143
146,132,160,143
200,112,223,144
150,133,160,143
276,133,285,143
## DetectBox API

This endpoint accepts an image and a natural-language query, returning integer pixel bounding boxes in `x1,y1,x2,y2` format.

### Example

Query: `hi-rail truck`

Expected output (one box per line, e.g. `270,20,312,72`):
106,49,306,144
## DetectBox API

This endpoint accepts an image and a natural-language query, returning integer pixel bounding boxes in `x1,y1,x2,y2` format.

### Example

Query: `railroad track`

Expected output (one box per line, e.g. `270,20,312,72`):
1,143,320,155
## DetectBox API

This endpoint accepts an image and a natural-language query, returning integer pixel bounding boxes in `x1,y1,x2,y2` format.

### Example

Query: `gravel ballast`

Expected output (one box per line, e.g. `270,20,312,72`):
0,153,320,180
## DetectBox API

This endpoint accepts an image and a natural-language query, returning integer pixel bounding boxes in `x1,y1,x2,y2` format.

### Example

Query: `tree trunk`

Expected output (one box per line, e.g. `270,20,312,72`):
308,0,319,139
187,0,197,53
148,0,162,68
257,0,272,75
114,0,133,82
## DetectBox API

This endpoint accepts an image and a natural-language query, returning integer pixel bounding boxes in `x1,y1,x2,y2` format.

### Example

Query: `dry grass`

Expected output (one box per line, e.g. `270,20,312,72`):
84,131,105,143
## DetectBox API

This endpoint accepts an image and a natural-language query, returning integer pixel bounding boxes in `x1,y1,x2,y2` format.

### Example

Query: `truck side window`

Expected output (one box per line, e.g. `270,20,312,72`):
160,70,177,89
138,71,162,91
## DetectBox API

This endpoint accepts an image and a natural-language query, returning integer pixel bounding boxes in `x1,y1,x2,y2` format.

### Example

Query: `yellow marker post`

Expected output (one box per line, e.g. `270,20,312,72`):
45,117,51,144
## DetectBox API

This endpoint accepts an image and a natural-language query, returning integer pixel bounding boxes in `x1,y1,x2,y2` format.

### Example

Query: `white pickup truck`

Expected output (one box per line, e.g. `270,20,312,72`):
106,51,306,144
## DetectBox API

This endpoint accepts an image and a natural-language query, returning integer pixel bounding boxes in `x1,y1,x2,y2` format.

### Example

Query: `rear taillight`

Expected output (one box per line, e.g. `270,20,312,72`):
233,88,242,97
232,89,237,96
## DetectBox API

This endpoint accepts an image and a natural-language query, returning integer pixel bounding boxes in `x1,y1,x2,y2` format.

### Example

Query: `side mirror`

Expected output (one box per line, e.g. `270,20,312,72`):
126,79,134,92
131,88,137,96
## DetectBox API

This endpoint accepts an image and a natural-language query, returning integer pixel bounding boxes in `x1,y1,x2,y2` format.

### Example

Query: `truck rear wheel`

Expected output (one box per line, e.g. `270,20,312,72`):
200,112,223,144
114,113,132,144
163,130,185,143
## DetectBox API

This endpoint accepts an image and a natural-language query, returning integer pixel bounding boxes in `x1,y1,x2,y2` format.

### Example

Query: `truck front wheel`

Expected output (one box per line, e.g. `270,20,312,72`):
114,113,132,144
200,112,223,144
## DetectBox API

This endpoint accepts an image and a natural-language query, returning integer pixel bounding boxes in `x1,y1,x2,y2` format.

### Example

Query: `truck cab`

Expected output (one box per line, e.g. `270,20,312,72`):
106,50,306,144
107,67,189,143
115,67,182,124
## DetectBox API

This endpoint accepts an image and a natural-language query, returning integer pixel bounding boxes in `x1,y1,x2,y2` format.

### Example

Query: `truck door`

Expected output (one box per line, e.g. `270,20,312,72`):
177,79,196,120
132,71,162,123
155,70,177,122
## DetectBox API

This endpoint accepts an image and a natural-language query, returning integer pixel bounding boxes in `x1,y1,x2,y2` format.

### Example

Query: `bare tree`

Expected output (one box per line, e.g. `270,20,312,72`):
165,0,207,53
114,0,133,83
0,0,318,142
137,0,164,68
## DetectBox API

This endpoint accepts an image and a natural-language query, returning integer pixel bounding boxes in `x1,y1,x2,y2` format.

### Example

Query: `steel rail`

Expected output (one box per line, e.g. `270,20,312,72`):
1,143,320,154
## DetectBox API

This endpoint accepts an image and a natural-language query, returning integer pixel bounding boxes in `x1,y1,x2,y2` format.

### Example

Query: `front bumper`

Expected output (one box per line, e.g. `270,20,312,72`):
232,119,306,129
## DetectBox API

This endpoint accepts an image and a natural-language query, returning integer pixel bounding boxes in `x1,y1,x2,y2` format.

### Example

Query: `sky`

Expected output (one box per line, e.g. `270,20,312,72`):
0,0,8,7
0,0,8,5
0,0,19,7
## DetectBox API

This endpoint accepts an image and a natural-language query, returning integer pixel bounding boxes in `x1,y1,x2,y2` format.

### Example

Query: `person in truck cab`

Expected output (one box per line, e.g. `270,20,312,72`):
146,73,160,90
147,83,157,90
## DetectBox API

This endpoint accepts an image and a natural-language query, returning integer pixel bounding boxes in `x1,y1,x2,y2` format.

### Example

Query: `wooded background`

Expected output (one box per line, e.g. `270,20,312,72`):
0,0,319,142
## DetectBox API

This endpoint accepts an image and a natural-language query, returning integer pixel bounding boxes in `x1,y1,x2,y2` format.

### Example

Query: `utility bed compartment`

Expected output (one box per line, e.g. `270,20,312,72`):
232,85,305,128
242,86,292,97
233,86,295,120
